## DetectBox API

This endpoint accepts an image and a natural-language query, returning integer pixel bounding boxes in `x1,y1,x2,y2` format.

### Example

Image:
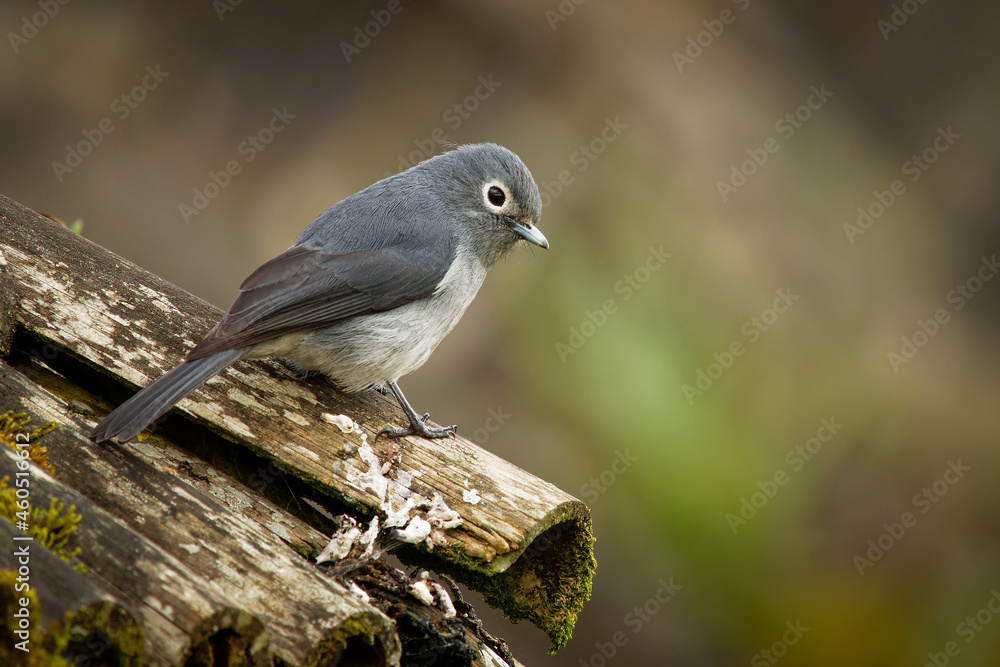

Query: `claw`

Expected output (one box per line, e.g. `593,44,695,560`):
378,379,459,441
377,422,457,441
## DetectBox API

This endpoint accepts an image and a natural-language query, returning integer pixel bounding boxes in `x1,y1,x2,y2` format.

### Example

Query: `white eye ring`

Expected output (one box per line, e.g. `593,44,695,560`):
483,181,508,210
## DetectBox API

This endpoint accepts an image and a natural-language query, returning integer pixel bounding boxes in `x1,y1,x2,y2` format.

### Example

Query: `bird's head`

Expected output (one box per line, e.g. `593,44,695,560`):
426,143,547,267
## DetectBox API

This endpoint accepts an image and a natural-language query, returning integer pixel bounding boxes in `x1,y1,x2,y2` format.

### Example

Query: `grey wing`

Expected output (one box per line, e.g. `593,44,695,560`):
185,235,456,361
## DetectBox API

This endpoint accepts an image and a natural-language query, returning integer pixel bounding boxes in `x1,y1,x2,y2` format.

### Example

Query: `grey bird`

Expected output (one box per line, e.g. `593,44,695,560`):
90,143,547,443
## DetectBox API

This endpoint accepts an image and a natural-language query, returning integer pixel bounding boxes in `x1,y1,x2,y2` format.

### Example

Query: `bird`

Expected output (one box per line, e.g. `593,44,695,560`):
90,142,547,444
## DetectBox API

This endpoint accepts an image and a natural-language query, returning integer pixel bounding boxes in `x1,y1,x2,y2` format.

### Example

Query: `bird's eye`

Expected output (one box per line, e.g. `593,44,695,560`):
486,185,506,208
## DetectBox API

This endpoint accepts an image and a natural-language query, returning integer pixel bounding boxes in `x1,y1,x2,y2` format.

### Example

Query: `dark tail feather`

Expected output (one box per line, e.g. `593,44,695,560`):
90,348,246,443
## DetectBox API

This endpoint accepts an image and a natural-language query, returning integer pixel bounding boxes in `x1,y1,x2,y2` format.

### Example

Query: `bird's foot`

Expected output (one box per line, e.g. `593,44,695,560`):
377,413,456,441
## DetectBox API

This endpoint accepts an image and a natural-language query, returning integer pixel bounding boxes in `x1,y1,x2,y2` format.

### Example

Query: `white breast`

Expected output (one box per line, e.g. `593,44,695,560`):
268,245,489,393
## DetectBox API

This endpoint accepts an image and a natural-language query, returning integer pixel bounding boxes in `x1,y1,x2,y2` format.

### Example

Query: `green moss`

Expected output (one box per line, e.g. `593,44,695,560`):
397,513,597,655
310,615,385,667
485,517,595,655
0,411,57,476
0,573,143,666
41,601,144,667
0,569,42,664
0,478,85,572
0,411,85,572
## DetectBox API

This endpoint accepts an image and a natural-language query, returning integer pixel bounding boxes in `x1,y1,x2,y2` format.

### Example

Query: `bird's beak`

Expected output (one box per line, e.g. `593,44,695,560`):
509,219,549,250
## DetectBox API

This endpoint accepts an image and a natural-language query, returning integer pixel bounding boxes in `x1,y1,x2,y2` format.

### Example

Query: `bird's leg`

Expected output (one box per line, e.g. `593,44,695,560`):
377,379,456,440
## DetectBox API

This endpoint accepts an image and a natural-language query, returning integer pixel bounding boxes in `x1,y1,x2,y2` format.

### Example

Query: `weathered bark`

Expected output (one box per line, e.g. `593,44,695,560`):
0,518,145,666
0,192,595,658
0,368,400,666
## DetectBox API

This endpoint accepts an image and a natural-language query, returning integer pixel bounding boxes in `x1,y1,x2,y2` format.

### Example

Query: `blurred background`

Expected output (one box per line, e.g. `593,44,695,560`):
3,1,999,664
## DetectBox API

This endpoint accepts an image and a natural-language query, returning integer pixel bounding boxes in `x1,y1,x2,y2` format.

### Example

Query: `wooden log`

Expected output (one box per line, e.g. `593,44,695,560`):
0,366,401,666
0,192,594,653
0,519,145,666
0,443,250,665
